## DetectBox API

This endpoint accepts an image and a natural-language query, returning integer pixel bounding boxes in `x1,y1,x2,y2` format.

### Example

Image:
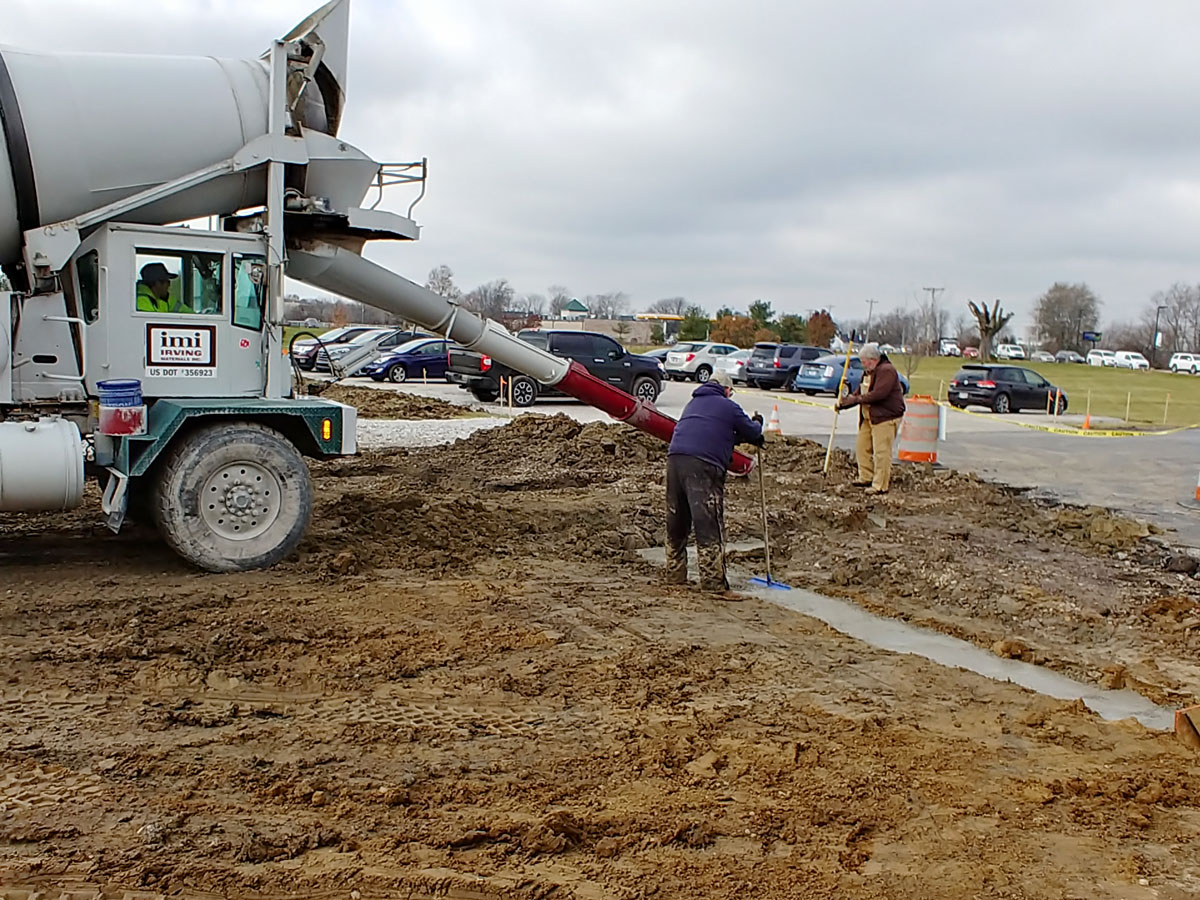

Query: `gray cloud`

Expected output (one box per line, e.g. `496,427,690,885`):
8,0,1200,331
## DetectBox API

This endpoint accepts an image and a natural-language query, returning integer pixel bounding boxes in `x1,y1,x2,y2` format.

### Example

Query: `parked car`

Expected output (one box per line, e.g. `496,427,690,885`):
447,329,663,406
743,343,827,390
315,328,433,374
714,349,752,384
948,365,1068,414
359,337,454,383
938,339,962,357
1086,349,1117,367
1169,352,1200,374
1113,350,1150,370
879,343,900,355
289,325,376,370
640,348,672,363
1029,350,1056,363
963,347,980,359
994,343,1026,360
791,354,910,396
1055,350,1085,364
663,341,742,382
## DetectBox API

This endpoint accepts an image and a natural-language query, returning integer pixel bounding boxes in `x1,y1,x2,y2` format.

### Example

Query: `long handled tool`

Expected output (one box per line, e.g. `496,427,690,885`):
748,447,791,590
823,340,855,474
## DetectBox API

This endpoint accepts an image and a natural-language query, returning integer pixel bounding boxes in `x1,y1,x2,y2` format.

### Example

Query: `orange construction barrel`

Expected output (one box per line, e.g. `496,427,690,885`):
897,395,939,464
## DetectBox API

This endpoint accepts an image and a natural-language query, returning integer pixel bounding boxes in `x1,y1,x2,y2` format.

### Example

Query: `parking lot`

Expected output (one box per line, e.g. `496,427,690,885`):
343,374,1200,548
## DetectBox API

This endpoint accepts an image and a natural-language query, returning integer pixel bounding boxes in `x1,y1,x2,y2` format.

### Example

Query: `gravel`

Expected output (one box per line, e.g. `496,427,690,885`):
355,416,508,449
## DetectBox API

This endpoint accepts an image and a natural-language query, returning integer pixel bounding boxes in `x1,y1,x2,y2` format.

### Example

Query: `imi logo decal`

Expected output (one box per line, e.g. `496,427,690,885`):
147,325,216,366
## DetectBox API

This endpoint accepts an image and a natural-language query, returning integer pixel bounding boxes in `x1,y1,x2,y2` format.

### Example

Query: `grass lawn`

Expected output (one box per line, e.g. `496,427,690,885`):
282,325,329,348
895,355,1200,427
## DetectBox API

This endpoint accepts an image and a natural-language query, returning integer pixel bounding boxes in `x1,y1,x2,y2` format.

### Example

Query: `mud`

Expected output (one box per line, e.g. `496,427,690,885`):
2,415,1199,898
316,383,483,419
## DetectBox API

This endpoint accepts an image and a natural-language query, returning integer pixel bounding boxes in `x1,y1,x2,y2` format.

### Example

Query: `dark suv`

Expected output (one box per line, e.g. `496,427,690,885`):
743,343,827,390
949,364,1068,414
447,329,664,406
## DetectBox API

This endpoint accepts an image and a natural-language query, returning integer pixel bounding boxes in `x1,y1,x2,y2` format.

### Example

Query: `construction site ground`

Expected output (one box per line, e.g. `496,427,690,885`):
3,392,1200,898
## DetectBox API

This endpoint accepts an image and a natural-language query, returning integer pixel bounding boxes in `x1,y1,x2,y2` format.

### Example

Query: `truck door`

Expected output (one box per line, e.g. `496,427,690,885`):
591,335,632,387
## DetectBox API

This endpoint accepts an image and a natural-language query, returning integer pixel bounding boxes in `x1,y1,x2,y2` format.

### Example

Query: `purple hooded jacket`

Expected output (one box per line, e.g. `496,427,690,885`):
668,381,763,472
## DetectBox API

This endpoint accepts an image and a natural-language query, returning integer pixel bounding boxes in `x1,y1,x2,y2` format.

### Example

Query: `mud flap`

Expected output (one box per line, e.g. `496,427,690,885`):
100,467,128,534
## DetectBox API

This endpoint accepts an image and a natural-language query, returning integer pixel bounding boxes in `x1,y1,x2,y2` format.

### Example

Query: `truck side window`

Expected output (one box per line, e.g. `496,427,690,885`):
75,250,100,323
134,250,223,315
232,254,266,330
552,333,591,359
594,336,624,359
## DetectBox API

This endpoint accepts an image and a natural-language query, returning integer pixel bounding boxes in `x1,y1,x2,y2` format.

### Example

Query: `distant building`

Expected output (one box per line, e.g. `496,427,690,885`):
561,298,589,320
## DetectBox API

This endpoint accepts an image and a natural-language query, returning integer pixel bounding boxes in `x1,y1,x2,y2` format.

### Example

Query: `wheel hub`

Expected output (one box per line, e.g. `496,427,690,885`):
200,461,283,541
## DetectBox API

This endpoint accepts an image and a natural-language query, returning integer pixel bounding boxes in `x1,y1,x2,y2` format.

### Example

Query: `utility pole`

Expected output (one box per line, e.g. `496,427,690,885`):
922,286,944,345
865,298,878,343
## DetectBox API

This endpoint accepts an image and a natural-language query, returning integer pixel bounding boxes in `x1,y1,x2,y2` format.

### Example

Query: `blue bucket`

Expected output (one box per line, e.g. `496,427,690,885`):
96,378,143,408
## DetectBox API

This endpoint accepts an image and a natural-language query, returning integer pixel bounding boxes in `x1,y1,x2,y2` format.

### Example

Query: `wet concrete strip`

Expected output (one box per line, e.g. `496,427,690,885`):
639,546,1175,730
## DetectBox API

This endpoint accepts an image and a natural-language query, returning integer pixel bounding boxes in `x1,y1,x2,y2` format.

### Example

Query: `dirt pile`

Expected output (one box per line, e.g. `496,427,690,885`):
314,383,479,419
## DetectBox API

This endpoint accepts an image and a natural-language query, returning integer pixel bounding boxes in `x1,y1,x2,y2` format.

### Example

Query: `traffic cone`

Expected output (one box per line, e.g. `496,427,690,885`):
1082,414,1091,431
765,404,782,434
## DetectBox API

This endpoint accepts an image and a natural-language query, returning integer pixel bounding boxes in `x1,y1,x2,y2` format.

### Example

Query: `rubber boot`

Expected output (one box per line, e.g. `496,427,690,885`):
663,541,688,585
697,543,728,593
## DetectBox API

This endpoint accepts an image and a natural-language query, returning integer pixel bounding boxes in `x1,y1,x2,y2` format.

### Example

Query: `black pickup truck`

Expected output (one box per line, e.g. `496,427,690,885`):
448,329,664,407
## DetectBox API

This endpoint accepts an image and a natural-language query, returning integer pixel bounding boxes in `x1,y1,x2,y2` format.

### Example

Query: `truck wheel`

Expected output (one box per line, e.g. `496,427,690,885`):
471,388,499,402
510,376,538,407
388,365,408,383
152,423,312,573
695,365,712,383
632,376,660,403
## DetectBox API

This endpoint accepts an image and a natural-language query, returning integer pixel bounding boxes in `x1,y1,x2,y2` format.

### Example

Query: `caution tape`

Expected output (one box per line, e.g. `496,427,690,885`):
763,389,1200,438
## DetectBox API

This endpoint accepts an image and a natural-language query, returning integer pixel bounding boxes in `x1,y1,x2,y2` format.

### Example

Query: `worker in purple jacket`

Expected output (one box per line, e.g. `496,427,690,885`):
665,369,764,593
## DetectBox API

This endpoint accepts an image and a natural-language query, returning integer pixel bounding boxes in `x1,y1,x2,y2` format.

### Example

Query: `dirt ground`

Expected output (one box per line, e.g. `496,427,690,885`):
315,383,483,419
2,415,1199,899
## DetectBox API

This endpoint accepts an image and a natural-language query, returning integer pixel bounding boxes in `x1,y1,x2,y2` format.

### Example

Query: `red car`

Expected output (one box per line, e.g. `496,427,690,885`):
963,347,980,359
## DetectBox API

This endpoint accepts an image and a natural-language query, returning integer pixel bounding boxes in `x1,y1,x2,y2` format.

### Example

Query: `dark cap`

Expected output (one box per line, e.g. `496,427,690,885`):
139,262,178,284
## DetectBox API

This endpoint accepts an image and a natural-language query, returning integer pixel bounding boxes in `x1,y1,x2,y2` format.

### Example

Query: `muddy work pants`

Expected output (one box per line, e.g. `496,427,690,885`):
665,454,727,591
855,416,899,491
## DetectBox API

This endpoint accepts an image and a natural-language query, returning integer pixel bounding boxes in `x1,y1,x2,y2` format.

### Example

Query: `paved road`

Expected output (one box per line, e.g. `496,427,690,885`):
346,376,1200,549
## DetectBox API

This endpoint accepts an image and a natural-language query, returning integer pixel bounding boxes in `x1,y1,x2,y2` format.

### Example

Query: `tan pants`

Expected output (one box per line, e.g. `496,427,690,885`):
855,417,899,491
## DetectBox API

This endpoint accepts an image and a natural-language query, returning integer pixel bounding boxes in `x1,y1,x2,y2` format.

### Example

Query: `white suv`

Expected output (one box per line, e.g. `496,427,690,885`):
1086,349,1116,367
994,343,1026,360
1170,352,1200,374
664,341,741,382
1113,350,1150,370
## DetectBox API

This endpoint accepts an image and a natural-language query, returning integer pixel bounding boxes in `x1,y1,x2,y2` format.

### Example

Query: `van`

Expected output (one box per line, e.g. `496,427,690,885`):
743,343,826,390
1169,352,1198,374
1086,349,1116,367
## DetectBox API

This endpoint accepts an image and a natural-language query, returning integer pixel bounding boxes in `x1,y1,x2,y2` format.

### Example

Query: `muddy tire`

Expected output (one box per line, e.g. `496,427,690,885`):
632,376,660,403
388,365,408,383
152,423,312,573
695,365,712,383
992,392,1012,414
511,376,538,407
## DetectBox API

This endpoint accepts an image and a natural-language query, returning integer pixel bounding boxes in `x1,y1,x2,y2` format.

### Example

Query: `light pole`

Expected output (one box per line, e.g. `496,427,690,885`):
1152,304,1168,369
865,298,877,343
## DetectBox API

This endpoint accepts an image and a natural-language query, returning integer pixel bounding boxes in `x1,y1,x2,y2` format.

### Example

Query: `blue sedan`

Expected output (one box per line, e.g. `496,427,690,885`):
360,338,453,383
790,354,909,396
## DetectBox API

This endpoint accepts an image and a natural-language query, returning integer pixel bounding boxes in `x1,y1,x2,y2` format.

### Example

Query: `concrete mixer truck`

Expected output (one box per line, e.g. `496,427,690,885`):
0,0,753,572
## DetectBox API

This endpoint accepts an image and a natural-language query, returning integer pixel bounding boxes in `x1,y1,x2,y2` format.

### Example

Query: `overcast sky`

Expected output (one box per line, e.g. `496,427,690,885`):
7,0,1200,333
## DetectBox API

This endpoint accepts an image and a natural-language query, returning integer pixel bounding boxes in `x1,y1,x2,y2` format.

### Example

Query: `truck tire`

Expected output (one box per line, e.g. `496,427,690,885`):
152,422,312,573
632,376,660,403
510,375,538,407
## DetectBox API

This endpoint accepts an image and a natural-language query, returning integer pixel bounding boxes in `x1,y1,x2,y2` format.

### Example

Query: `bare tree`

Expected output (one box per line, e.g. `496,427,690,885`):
647,296,687,316
463,279,514,320
915,290,949,349
1033,282,1100,353
547,285,571,317
968,299,1014,361
520,293,546,316
586,291,629,319
424,264,462,301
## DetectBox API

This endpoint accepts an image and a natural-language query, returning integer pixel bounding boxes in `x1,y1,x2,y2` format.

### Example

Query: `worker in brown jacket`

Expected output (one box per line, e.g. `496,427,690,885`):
835,343,906,495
